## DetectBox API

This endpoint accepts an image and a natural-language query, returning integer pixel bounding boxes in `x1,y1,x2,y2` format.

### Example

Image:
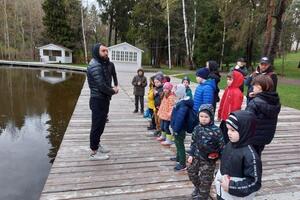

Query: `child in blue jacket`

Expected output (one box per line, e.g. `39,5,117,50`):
193,68,216,113
170,84,194,171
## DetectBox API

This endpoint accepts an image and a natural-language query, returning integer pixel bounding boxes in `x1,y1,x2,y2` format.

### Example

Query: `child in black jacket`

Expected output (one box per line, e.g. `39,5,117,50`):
215,110,262,200
245,74,281,156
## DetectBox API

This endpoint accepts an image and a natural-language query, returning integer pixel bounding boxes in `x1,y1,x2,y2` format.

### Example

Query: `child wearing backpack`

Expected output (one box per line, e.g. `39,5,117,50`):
193,67,216,113
245,75,281,157
215,110,262,200
187,104,224,200
157,82,176,146
170,84,195,171
218,71,244,144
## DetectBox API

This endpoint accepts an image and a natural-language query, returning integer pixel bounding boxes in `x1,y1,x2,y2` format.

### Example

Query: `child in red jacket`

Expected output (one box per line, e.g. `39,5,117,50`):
218,71,244,143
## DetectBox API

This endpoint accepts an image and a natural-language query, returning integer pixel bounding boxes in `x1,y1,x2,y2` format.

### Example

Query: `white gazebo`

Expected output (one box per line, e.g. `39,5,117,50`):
108,42,144,72
37,43,73,64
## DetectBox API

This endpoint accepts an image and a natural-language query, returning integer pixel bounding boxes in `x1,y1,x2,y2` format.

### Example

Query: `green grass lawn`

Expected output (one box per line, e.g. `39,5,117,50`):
273,51,300,79
175,73,300,110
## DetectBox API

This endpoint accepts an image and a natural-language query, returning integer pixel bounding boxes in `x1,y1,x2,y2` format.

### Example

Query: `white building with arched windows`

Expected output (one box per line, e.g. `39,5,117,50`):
108,42,143,72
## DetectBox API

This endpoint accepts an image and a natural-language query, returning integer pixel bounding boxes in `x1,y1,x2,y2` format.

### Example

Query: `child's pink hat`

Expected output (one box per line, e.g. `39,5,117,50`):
163,82,173,91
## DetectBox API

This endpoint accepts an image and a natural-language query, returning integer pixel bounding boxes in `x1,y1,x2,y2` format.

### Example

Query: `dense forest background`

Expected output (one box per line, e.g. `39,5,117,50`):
0,0,299,68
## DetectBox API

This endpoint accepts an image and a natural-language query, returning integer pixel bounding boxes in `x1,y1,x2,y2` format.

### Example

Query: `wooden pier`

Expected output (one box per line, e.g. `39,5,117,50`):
40,71,300,200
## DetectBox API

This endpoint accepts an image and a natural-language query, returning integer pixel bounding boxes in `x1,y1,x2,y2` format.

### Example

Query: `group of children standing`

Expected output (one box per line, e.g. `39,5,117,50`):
131,56,281,199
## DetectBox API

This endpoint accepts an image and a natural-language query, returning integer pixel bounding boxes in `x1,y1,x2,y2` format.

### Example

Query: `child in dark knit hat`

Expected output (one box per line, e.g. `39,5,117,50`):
215,110,262,200
193,68,216,113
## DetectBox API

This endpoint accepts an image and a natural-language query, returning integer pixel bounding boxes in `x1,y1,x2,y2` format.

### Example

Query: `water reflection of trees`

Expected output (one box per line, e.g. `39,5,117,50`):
0,67,85,163
45,74,85,163
0,68,47,132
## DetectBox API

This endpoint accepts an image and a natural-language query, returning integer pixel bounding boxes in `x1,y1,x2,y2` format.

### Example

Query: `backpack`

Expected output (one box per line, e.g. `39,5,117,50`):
186,108,198,134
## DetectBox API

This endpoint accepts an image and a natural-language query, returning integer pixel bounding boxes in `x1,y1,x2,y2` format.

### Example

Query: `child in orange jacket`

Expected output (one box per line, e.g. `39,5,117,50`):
218,71,244,143
157,82,176,146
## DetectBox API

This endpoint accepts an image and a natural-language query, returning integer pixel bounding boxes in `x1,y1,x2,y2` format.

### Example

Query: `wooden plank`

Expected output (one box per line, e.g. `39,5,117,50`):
41,71,300,200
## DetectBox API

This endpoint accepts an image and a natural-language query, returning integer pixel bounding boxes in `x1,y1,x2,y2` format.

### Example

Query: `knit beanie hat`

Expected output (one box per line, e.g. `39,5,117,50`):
226,114,239,131
163,82,173,91
182,76,191,84
154,74,164,82
174,84,186,99
195,67,210,79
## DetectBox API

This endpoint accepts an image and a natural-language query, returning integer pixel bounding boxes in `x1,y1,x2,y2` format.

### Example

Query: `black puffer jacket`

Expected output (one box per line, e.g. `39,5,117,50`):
246,91,281,145
219,111,262,198
87,43,115,100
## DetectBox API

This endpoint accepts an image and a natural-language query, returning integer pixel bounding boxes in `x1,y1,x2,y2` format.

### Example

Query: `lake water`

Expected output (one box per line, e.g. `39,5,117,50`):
0,66,85,200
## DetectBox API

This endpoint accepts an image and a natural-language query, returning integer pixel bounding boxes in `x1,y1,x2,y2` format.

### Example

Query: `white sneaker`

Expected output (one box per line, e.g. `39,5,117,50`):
98,144,110,153
89,152,109,161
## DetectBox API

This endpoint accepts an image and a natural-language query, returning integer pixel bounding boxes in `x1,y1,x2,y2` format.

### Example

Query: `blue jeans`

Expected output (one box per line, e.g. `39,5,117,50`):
160,120,171,134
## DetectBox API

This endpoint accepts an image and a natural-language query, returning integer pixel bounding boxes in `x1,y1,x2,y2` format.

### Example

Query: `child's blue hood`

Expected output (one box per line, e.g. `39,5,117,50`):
202,79,216,90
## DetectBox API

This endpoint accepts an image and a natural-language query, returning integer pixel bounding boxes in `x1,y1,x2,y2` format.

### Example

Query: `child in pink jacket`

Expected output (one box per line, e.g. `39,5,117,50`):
157,82,176,146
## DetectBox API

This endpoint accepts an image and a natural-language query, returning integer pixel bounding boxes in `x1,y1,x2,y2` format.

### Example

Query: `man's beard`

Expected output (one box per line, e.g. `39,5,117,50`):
100,55,108,61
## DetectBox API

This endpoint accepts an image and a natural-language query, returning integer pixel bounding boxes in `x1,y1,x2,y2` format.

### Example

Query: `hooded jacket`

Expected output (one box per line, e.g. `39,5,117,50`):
193,79,216,112
189,104,224,161
147,76,155,110
215,110,262,199
246,91,281,145
207,61,221,104
218,71,244,121
87,43,115,100
170,97,194,133
158,92,175,121
132,68,147,96
245,65,278,101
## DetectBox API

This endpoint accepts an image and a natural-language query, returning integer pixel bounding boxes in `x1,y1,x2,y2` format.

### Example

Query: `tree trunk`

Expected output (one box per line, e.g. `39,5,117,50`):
268,0,289,64
114,26,118,45
4,0,11,60
296,39,300,52
220,0,228,71
166,0,172,69
81,2,88,64
108,11,113,46
246,36,254,70
189,0,197,70
182,0,191,68
263,0,275,56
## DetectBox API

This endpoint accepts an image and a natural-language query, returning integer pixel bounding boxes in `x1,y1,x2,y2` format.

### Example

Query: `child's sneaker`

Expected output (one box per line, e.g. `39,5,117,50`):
98,144,110,153
169,157,177,161
156,132,166,141
161,134,174,146
156,136,165,141
89,152,109,161
160,140,173,146
191,188,200,198
153,130,161,137
174,163,186,171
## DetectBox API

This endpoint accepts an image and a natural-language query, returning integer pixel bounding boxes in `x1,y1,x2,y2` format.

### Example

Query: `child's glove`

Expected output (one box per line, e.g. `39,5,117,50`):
208,152,219,159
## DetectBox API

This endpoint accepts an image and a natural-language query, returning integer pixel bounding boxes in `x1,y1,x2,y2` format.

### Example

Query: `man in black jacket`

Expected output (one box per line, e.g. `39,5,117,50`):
87,43,119,160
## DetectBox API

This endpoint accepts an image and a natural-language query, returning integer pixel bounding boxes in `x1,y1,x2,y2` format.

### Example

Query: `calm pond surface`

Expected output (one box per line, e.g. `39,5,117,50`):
0,66,85,200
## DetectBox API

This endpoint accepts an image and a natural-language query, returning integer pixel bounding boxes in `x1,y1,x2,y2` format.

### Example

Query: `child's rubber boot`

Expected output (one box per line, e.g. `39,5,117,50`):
156,131,166,141
161,134,173,146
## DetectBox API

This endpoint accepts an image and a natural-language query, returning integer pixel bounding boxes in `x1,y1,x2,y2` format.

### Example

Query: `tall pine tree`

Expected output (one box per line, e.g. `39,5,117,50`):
42,0,81,49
